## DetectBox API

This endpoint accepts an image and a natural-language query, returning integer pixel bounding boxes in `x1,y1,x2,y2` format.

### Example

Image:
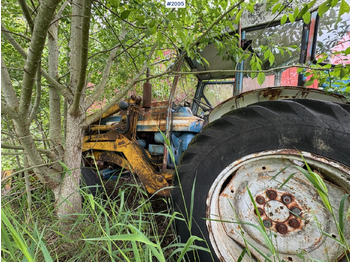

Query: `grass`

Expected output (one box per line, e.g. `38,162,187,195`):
3,142,348,261
1,129,210,262
1,168,204,261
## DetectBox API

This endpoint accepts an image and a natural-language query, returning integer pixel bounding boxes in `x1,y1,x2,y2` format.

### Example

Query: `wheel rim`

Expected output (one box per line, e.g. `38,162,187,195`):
207,149,350,262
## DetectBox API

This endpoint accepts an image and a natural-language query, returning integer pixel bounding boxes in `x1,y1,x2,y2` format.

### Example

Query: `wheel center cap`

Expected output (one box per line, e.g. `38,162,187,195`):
264,200,289,222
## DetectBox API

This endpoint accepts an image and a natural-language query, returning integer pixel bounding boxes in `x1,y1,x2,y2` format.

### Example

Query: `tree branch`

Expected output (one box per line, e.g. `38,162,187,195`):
1,24,28,58
93,2,139,72
1,58,19,115
42,70,73,101
85,45,119,109
133,64,332,84
1,143,52,155
19,0,62,118
177,0,245,64
1,101,18,118
69,0,92,116
18,0,35,32
88,44,120,60
1,28,31,42
57,1,69,17
2,24,73,101
83,44,158,126
29,63,42,122
95,0,146,29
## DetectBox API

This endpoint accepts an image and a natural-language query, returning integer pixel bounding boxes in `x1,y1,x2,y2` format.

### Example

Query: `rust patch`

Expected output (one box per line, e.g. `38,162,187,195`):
260,88,283,100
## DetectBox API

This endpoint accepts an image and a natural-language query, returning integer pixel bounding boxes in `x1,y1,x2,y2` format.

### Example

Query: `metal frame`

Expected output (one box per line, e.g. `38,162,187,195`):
191,80,235,115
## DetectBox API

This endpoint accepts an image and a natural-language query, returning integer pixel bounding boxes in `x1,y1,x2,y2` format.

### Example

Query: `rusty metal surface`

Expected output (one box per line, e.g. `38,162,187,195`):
105,101,204,132
115,135,171,196
83,134,171,196
93,151,132,171
84,96,173,196
206,150,350,261
87,130,119,141
90,125,112,132
143,81,152,109
82,141,119,152
209,86,349,123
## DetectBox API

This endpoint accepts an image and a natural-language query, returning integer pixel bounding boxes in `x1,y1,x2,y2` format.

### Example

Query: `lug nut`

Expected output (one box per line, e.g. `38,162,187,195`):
281,194,292,204
266,190,277,200
256,196,266,205
276,223,288,234
288,218,300,228
254,207,265,216
290,206,302,217
263,219,271,228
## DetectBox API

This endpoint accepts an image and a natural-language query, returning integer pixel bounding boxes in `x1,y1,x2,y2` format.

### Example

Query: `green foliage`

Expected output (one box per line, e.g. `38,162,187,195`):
1,165,209,261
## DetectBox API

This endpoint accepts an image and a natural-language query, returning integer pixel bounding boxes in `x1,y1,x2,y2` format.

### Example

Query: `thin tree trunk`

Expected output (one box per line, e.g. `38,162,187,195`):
54,0,92,218
48,15,64,157
54,112,84,218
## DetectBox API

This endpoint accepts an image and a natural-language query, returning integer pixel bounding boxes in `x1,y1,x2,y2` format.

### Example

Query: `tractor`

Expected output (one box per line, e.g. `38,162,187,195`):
82,1,350,261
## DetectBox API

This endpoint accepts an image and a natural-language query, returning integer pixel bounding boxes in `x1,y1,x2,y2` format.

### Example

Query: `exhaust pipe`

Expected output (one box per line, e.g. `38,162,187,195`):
143,68,152,109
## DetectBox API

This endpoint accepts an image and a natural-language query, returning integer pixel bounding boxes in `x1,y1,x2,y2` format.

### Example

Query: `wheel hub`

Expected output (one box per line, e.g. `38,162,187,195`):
255,191,304,234
206,150,350,261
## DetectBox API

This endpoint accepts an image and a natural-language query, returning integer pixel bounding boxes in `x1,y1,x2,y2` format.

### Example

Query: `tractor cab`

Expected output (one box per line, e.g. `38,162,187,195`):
185,0,350,118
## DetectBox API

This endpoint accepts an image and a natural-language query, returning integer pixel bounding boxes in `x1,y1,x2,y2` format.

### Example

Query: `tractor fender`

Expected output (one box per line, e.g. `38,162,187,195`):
209,86,349,123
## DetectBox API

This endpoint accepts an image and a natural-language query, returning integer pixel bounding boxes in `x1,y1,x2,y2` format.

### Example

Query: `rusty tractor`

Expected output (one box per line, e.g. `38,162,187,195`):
83,1,350,261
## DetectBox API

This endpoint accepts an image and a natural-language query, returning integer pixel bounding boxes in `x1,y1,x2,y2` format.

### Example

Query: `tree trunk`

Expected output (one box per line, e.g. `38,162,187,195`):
48,19,62,147
54,112,85,218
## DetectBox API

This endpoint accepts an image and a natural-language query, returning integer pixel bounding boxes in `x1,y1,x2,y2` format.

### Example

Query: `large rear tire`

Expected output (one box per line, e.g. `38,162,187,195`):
173,99,350,261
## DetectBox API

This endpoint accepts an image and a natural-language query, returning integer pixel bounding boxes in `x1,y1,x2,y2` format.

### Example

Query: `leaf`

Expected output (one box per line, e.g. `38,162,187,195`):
168,13,176,20
272,3,281,14
235,9,243,23
120,10,131,20
1,211,34,262
237,248,247,262
188,176,196,231
338,194,349,242
318,2,329,17
340,67,347,78
302,11,311,24
156,32,163,47
339,0,350,18
269,53,275,66
298,4,309,19
280,14,287,25
305,79,315,86
264,49,270,60
58,161,72,176
289,13,295,23
297,67,304,73
247,3,254,13
345,47,350,55
257,72,265,85
176,236,205,262
293,7,299,19
322,64,332,69
331,0,339,7
317,55,328,63
279,172,297,189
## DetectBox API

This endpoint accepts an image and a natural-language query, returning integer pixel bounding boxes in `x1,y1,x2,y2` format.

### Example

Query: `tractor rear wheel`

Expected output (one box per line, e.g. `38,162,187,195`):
173,99,350,261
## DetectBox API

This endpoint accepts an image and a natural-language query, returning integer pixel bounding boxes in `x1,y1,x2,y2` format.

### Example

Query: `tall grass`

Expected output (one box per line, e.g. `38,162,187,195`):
1,158,207,261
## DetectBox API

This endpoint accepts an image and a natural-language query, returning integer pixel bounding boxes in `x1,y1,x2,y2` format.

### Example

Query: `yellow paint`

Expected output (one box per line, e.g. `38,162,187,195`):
83,134,172,196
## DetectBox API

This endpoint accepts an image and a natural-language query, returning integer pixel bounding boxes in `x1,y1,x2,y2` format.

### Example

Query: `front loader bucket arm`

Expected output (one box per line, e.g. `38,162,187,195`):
83,133,172,196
